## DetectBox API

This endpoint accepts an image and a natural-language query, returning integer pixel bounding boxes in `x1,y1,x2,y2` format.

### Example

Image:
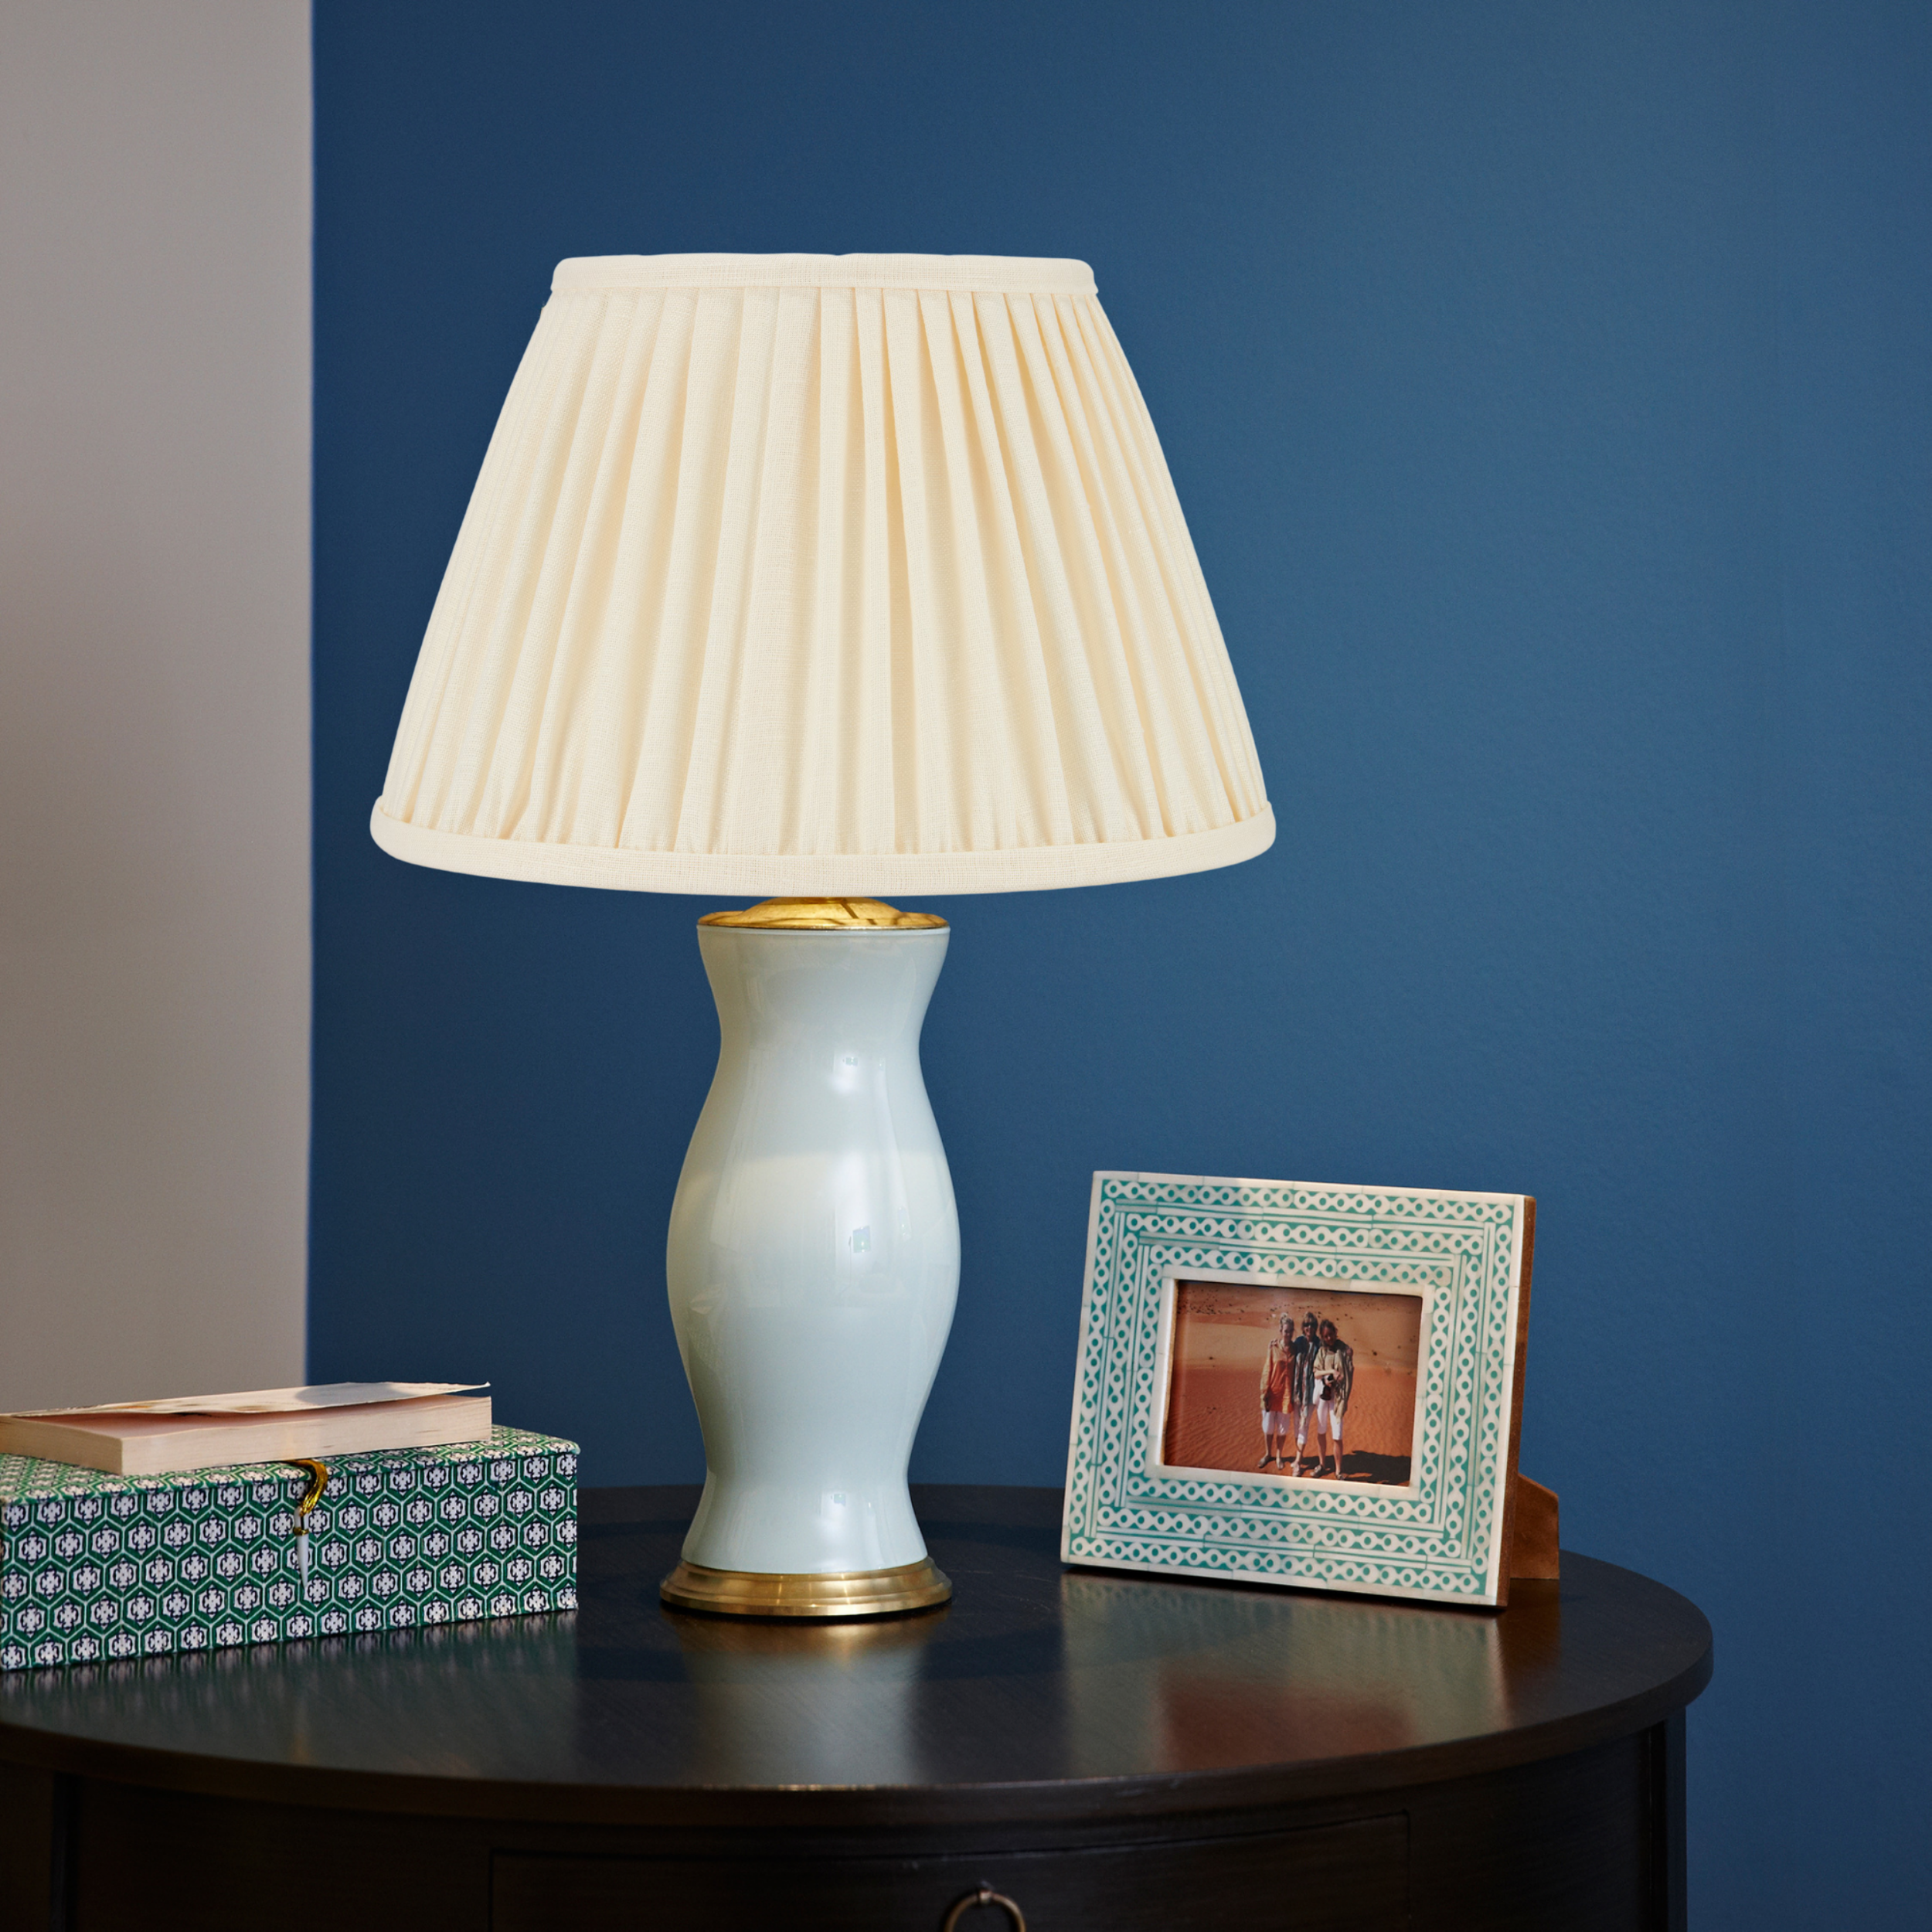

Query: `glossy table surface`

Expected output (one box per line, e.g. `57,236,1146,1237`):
0,1484,1712,1831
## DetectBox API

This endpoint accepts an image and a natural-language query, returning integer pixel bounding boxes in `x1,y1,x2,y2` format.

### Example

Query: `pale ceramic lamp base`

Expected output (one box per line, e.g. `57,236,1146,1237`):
663,900,959,1619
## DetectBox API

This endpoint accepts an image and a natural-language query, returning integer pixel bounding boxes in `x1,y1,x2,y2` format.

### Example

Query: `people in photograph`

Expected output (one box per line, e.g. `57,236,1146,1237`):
1304,1317,1355,1478
1257,1312,1295,1468
1287,1310,1319,1475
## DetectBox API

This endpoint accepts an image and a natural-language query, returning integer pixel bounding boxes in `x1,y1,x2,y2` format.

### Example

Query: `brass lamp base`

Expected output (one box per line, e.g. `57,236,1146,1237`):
660,1556,953,1620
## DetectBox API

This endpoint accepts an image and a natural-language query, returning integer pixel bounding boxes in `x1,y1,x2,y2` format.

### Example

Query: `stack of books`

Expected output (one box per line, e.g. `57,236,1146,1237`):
0,1384,577,1672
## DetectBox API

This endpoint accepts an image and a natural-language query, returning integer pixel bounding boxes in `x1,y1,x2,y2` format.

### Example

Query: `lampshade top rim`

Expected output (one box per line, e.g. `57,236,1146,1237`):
551,253,1097,296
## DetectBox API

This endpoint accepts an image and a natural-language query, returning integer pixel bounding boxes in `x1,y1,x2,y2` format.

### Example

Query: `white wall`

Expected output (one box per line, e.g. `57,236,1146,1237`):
0,2,311,1406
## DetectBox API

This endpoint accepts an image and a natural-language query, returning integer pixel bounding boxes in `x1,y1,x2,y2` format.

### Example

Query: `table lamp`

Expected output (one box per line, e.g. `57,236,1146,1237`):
372,253,1271,1617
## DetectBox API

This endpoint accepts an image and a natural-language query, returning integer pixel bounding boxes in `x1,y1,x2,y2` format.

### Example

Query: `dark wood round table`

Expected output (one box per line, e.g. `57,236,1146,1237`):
0,1484,1709,1931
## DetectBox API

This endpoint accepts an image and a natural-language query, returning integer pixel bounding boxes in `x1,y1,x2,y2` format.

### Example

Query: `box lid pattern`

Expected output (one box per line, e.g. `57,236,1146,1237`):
0,1425,577,1671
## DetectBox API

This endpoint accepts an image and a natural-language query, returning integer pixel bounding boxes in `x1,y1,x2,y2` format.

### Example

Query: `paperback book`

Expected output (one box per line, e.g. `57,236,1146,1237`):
0,1383,492,1477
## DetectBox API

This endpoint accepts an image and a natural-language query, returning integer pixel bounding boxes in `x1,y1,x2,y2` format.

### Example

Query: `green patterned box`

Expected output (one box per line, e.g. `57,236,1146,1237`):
0,1424,577,1672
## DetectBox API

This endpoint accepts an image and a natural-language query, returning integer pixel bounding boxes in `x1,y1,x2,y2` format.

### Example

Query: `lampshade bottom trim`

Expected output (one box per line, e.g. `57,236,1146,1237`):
369,801,1275,896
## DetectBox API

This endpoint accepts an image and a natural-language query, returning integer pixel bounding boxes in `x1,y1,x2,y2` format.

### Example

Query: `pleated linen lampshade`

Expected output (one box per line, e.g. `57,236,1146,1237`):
370,253,1272,893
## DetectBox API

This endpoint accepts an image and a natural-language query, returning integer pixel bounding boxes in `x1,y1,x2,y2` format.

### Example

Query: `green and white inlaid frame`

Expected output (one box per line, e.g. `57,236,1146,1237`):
1060,1172,1536,1609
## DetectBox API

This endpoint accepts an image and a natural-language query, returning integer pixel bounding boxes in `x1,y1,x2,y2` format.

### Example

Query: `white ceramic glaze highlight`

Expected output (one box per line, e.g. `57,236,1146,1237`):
667,924,957,1576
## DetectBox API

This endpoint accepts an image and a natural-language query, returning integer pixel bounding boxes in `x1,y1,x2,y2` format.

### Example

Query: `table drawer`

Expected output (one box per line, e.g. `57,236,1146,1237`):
492,1814,1409,1930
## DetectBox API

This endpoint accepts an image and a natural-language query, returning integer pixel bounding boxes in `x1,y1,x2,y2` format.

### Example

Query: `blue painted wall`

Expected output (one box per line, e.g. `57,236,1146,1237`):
313,4,1929,1920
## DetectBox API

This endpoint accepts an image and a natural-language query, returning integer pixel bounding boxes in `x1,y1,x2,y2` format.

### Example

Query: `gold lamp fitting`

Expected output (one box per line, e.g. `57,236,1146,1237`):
698,897,946,930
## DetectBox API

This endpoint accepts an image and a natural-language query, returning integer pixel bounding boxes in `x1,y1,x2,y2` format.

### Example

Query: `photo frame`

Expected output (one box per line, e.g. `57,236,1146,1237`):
1061,1172,1537,1608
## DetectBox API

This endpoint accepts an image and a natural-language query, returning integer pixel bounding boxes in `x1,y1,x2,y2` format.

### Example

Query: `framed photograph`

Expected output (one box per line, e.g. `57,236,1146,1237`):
1061,1172,1536,1608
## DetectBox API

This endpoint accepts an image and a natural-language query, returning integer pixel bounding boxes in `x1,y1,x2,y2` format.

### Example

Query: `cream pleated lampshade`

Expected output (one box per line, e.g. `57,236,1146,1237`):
372,253,1272,895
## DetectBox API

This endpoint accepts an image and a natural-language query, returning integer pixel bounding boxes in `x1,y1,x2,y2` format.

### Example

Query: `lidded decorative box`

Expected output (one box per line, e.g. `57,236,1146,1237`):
0,1424,577,1672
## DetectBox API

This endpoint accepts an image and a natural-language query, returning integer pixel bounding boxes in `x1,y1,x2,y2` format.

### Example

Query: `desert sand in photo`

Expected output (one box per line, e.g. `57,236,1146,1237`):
1161,1280,1422,1485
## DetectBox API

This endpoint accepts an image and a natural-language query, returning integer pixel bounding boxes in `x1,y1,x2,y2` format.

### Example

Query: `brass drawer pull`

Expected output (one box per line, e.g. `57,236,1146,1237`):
941,1886,1027,1931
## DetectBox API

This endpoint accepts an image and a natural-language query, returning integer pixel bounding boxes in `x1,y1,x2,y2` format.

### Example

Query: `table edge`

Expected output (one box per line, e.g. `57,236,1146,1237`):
0,1554,1712,1830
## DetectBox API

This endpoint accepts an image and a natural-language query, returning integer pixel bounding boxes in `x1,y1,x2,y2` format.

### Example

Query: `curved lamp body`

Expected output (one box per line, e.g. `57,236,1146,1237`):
665,925,957,1601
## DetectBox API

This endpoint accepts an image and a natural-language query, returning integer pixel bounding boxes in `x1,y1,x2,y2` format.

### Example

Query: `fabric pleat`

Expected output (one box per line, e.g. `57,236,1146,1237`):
374,253,1272,895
